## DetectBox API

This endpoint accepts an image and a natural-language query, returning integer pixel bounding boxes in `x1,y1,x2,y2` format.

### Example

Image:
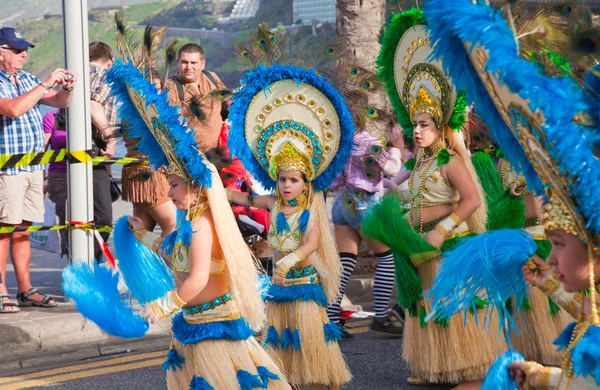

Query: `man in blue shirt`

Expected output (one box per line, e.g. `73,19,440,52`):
0,27,76,313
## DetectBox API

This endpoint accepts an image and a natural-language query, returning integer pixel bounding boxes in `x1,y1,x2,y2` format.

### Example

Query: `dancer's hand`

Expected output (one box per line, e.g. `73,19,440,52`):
509,361,542,389
143,306,159,324
522,255,552,286
128,216,145,232
272,268,286,286
425,230,445,248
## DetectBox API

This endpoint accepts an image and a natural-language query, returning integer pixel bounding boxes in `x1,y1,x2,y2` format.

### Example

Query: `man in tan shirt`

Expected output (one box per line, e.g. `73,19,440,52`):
165,43,227,152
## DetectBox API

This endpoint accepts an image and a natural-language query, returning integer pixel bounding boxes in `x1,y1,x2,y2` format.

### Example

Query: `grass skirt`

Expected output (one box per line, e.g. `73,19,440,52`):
402,257,507,384
121,164,170,205
164,301,290,390
263,272,352,387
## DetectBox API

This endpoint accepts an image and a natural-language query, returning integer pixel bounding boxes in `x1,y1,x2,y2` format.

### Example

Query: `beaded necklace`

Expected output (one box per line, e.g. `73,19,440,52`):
408,138,447,234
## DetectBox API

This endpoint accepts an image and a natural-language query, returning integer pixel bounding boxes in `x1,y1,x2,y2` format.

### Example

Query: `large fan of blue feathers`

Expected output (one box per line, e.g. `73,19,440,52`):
62,262,149,338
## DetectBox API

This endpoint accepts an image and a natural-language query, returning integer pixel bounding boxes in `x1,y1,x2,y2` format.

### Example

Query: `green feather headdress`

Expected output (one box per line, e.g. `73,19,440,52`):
376,8,467,138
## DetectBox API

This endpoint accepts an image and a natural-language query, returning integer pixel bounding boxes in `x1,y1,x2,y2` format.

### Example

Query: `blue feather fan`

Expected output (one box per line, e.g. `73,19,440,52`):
113,216,175,304
426,229,536,340
62,263,149,338
481,350,524,390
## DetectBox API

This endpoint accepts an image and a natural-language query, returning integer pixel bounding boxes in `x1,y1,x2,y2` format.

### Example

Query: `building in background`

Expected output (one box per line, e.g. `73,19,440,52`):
293,0,335,24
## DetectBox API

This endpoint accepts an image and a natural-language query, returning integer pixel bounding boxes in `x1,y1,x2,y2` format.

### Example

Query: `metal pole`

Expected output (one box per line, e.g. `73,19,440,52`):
62,0,94,265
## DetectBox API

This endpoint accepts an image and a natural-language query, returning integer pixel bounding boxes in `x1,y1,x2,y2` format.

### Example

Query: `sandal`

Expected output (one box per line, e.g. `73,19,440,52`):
0,293,21,313
17,287,58,307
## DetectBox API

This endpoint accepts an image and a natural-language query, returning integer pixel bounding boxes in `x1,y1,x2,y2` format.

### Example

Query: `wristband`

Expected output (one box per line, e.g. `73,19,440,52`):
449,212,462,226
150,289,186,319
435,214,461,237
275,251,302,274
434,224,448,238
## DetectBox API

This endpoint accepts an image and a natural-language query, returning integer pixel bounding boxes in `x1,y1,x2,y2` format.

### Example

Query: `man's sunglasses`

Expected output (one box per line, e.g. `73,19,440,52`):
0,46,28,54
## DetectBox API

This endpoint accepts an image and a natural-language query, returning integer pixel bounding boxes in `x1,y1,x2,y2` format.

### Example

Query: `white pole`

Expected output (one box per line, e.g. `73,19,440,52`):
62,0,94,265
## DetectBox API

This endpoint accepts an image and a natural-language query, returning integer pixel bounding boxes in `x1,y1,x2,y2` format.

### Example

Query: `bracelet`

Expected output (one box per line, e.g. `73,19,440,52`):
449,212,462,226
293,249,306,262
62,86,74,92
274,267,286,277
535,366,553,390
435,224,449,238
39,82,52,90
523,361,543,390
170,289,187,308
437,214,460,237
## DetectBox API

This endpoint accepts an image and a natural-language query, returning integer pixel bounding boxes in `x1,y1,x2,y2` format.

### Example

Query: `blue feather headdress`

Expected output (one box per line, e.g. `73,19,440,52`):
106,60,213,188
228,64,355,192
424,0,600,235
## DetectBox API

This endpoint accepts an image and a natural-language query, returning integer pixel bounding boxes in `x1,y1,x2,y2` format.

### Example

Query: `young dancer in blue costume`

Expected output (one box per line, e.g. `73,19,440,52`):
226,64,355,389
106,61,291,390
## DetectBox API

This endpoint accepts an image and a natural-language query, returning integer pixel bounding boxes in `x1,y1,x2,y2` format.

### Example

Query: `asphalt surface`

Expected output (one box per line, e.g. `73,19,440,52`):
4,324,451,390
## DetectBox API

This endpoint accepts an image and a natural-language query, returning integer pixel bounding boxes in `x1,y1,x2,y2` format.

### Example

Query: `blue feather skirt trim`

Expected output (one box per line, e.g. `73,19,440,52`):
263,290,352,385
171,312,254,345
165,323,284,389
266,282,328,307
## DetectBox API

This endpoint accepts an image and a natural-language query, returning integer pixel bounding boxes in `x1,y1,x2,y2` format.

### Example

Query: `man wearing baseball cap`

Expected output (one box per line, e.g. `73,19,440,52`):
0,27,77,313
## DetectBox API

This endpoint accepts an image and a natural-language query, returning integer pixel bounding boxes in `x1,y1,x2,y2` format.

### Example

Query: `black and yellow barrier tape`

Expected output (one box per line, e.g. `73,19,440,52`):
0,149,147,170
0,223,112,234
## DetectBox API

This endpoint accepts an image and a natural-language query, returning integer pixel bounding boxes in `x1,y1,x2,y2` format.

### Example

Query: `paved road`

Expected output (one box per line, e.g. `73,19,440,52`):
2,320,449,390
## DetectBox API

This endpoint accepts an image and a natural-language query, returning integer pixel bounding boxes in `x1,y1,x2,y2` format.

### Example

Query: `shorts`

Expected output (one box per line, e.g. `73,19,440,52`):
331,188,381,229
0,170,44,224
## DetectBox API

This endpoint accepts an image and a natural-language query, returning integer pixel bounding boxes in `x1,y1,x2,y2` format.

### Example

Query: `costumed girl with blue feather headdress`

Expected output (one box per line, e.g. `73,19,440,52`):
225,57,354,388
415,0,600,388
468,112,574,367
360,8,508,388
102,61,291,390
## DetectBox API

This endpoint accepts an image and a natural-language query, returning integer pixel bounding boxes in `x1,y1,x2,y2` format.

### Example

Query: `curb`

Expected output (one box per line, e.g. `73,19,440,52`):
0,334,171,375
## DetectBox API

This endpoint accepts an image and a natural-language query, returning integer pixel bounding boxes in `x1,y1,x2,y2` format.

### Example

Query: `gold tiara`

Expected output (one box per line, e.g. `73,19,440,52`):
269,142,314,181
410,86,442,123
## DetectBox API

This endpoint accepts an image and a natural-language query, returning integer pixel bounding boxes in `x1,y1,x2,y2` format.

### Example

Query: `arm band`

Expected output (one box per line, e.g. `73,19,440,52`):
150,289,187,320
435,213,462,237
275,251,303,274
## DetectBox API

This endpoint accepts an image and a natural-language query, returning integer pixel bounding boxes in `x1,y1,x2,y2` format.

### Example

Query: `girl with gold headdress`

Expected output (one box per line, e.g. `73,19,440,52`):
362,9,506,388
227,64,355,389
105,62,291,390
420,0,600,388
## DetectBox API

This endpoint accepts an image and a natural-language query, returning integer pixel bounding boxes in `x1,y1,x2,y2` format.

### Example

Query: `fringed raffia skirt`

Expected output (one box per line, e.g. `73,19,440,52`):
164,299,290,390
263,266,352,388
402,223,507,384
511,228,573,366
403,256,507,384
121,164,171,206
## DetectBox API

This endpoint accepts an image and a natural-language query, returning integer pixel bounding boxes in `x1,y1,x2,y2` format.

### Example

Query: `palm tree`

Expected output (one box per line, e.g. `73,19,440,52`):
336,0,388,137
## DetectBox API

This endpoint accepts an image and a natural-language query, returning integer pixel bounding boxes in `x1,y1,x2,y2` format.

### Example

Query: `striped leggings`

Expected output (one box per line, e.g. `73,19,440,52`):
326,251,395,322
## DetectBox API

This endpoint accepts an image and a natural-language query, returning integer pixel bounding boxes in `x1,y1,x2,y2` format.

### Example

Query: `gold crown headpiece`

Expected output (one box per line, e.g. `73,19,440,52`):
410,86,442,124
393,25,456,126
269,142,314,181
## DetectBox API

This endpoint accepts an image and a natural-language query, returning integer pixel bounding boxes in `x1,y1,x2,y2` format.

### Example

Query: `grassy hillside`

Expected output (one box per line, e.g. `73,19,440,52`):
19,2,176,77
0,0,170,25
